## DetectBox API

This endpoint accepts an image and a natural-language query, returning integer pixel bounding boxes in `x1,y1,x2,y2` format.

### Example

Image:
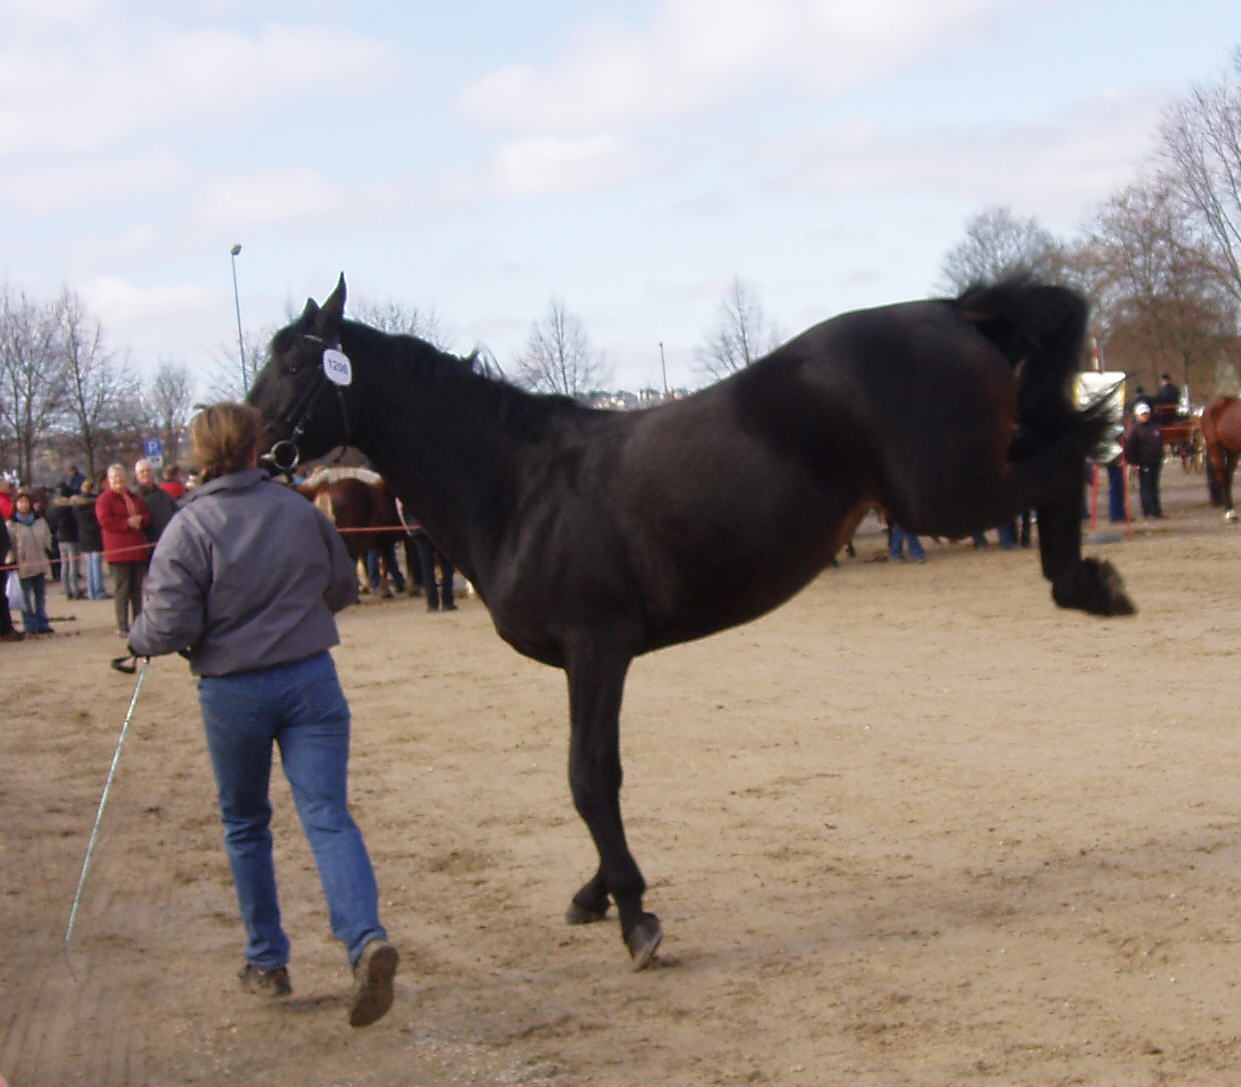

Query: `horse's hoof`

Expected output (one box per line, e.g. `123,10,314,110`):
625,913,663,971
1052,558,1135,617
1226,510,1237,523
565,899,609,925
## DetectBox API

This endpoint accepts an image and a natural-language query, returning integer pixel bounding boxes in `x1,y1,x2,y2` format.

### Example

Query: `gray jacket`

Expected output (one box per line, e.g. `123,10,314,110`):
129,468,357,676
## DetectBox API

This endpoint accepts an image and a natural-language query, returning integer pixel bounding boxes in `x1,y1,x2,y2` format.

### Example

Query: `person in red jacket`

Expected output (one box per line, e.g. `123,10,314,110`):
159,463,186,500
95,462,152,636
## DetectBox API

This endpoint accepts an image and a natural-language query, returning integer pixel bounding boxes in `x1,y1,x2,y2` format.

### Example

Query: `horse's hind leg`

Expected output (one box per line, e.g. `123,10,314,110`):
1224,452,1238,521
564,640,662,969
566,867,610,923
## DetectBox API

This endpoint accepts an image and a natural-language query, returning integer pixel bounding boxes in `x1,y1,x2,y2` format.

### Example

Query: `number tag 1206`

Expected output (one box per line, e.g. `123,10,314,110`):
323,348,353,386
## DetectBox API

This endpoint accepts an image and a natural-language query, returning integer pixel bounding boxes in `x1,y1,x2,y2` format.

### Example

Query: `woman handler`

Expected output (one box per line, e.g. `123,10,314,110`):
129,402,397,1028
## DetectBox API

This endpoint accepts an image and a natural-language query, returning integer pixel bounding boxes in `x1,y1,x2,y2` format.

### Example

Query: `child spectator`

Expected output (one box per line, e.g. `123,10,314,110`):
5,488,54,635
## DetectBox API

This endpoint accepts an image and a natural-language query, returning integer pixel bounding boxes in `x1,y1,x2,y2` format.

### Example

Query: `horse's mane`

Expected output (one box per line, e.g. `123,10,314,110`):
342,320,585,441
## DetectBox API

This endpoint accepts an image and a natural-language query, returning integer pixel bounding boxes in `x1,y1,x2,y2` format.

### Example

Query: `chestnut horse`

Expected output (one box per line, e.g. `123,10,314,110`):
297,467,404,595
1200,395,1241,520
250,275,1134,970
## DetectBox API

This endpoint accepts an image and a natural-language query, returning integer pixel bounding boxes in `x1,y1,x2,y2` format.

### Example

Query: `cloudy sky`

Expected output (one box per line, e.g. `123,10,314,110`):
3,0,1240,393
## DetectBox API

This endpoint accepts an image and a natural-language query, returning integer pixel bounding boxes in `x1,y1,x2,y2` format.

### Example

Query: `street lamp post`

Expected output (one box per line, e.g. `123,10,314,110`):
230,244,248,394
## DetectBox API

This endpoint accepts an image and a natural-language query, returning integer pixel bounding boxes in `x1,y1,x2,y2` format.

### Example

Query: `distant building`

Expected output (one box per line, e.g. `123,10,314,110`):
581,388,691,410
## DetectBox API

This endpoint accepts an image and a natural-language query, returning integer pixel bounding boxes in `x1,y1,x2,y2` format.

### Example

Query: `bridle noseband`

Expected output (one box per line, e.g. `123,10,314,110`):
263,333,355,474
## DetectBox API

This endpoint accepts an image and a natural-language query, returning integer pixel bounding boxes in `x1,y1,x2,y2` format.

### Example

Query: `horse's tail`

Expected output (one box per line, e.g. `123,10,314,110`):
314,489,337,524
951,279,1110,465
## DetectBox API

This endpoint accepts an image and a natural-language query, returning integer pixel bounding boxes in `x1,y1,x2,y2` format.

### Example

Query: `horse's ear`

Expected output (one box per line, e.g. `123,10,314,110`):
316,274,347,341
298,298,320,328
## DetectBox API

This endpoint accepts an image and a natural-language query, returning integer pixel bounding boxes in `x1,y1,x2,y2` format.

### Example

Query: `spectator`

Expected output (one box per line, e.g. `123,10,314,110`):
95,463,151,636
366,542,406,598
5,488,54,635
46,490,84,599
397,497,456,612
1126,402,1165,519
0,514,22,641
159,463,186,500
74,480,109,600
888,523,926,563
134,458,178,544
0,477,13,522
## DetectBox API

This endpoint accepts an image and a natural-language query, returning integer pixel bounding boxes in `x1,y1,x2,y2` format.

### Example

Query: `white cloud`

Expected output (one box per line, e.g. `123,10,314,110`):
0,19,393,158
764,90,1164,221
79,275,218,326
457,0,1006,132
490,134,646,196
196,168,351,226
0,148,189,214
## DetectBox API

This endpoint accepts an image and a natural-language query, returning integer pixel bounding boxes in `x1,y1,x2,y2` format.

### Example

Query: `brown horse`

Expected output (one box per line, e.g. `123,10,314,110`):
296,467,404,595
1200,396,1241,520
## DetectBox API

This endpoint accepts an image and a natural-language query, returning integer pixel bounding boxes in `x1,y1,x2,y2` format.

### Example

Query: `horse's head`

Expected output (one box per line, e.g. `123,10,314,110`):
248,274,353,471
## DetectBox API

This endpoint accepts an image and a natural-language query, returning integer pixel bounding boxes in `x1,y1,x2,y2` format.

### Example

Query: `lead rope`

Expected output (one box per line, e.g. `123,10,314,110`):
64,656,150,980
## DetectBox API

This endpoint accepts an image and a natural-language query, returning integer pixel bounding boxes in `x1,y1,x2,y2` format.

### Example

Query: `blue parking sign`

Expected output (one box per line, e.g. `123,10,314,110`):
143,437,164,468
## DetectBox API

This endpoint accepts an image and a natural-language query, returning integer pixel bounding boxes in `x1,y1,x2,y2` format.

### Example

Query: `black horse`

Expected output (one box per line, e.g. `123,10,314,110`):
249,275,1134,970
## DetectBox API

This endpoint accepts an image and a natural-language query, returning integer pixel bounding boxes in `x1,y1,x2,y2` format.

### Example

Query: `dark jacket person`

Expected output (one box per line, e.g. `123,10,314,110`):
127,402,398,1027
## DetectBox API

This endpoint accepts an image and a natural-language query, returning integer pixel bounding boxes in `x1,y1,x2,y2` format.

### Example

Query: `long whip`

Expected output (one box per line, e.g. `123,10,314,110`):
64,656,150,980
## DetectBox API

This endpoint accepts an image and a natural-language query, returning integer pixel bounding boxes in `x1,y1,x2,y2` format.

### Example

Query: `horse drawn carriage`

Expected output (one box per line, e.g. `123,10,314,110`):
1152,403,1204,472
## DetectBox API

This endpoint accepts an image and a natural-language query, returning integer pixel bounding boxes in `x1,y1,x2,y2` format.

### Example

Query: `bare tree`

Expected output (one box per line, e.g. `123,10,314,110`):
516,299,612,397
694,278,779,382
1160,47,1241,306
0,285,67,483
145,360,197,465
207,327,273,402
938,207,1067,293
353,298,447,348
1082,178,1236,399
350,297,510,379
58,289,144,483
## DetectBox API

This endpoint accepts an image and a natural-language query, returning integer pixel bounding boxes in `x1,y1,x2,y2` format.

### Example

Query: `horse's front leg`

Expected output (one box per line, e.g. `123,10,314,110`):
563,640,662,970
1038,491,1134,616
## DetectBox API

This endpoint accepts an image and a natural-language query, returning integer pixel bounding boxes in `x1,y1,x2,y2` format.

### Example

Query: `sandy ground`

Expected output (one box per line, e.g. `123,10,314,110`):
4,466,1241,1086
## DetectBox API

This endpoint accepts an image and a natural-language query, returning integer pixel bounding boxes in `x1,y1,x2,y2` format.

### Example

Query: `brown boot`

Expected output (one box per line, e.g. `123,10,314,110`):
238,962,292,997
348,940,398,1027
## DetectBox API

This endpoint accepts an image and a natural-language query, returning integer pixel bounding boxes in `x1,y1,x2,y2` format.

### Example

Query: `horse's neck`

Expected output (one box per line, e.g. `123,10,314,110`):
351,349,513,585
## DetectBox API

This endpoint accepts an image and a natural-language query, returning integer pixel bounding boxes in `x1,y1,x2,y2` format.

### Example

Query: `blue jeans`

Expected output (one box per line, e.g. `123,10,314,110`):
1106,462,1126,522
85,551,107,598
59,541,82,597
366,545,405,593
197,651,386,970
19,574,51,633
889,525,925,560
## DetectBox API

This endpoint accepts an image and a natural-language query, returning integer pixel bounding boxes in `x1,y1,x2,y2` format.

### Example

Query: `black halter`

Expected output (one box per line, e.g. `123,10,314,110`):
263,334,354,474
